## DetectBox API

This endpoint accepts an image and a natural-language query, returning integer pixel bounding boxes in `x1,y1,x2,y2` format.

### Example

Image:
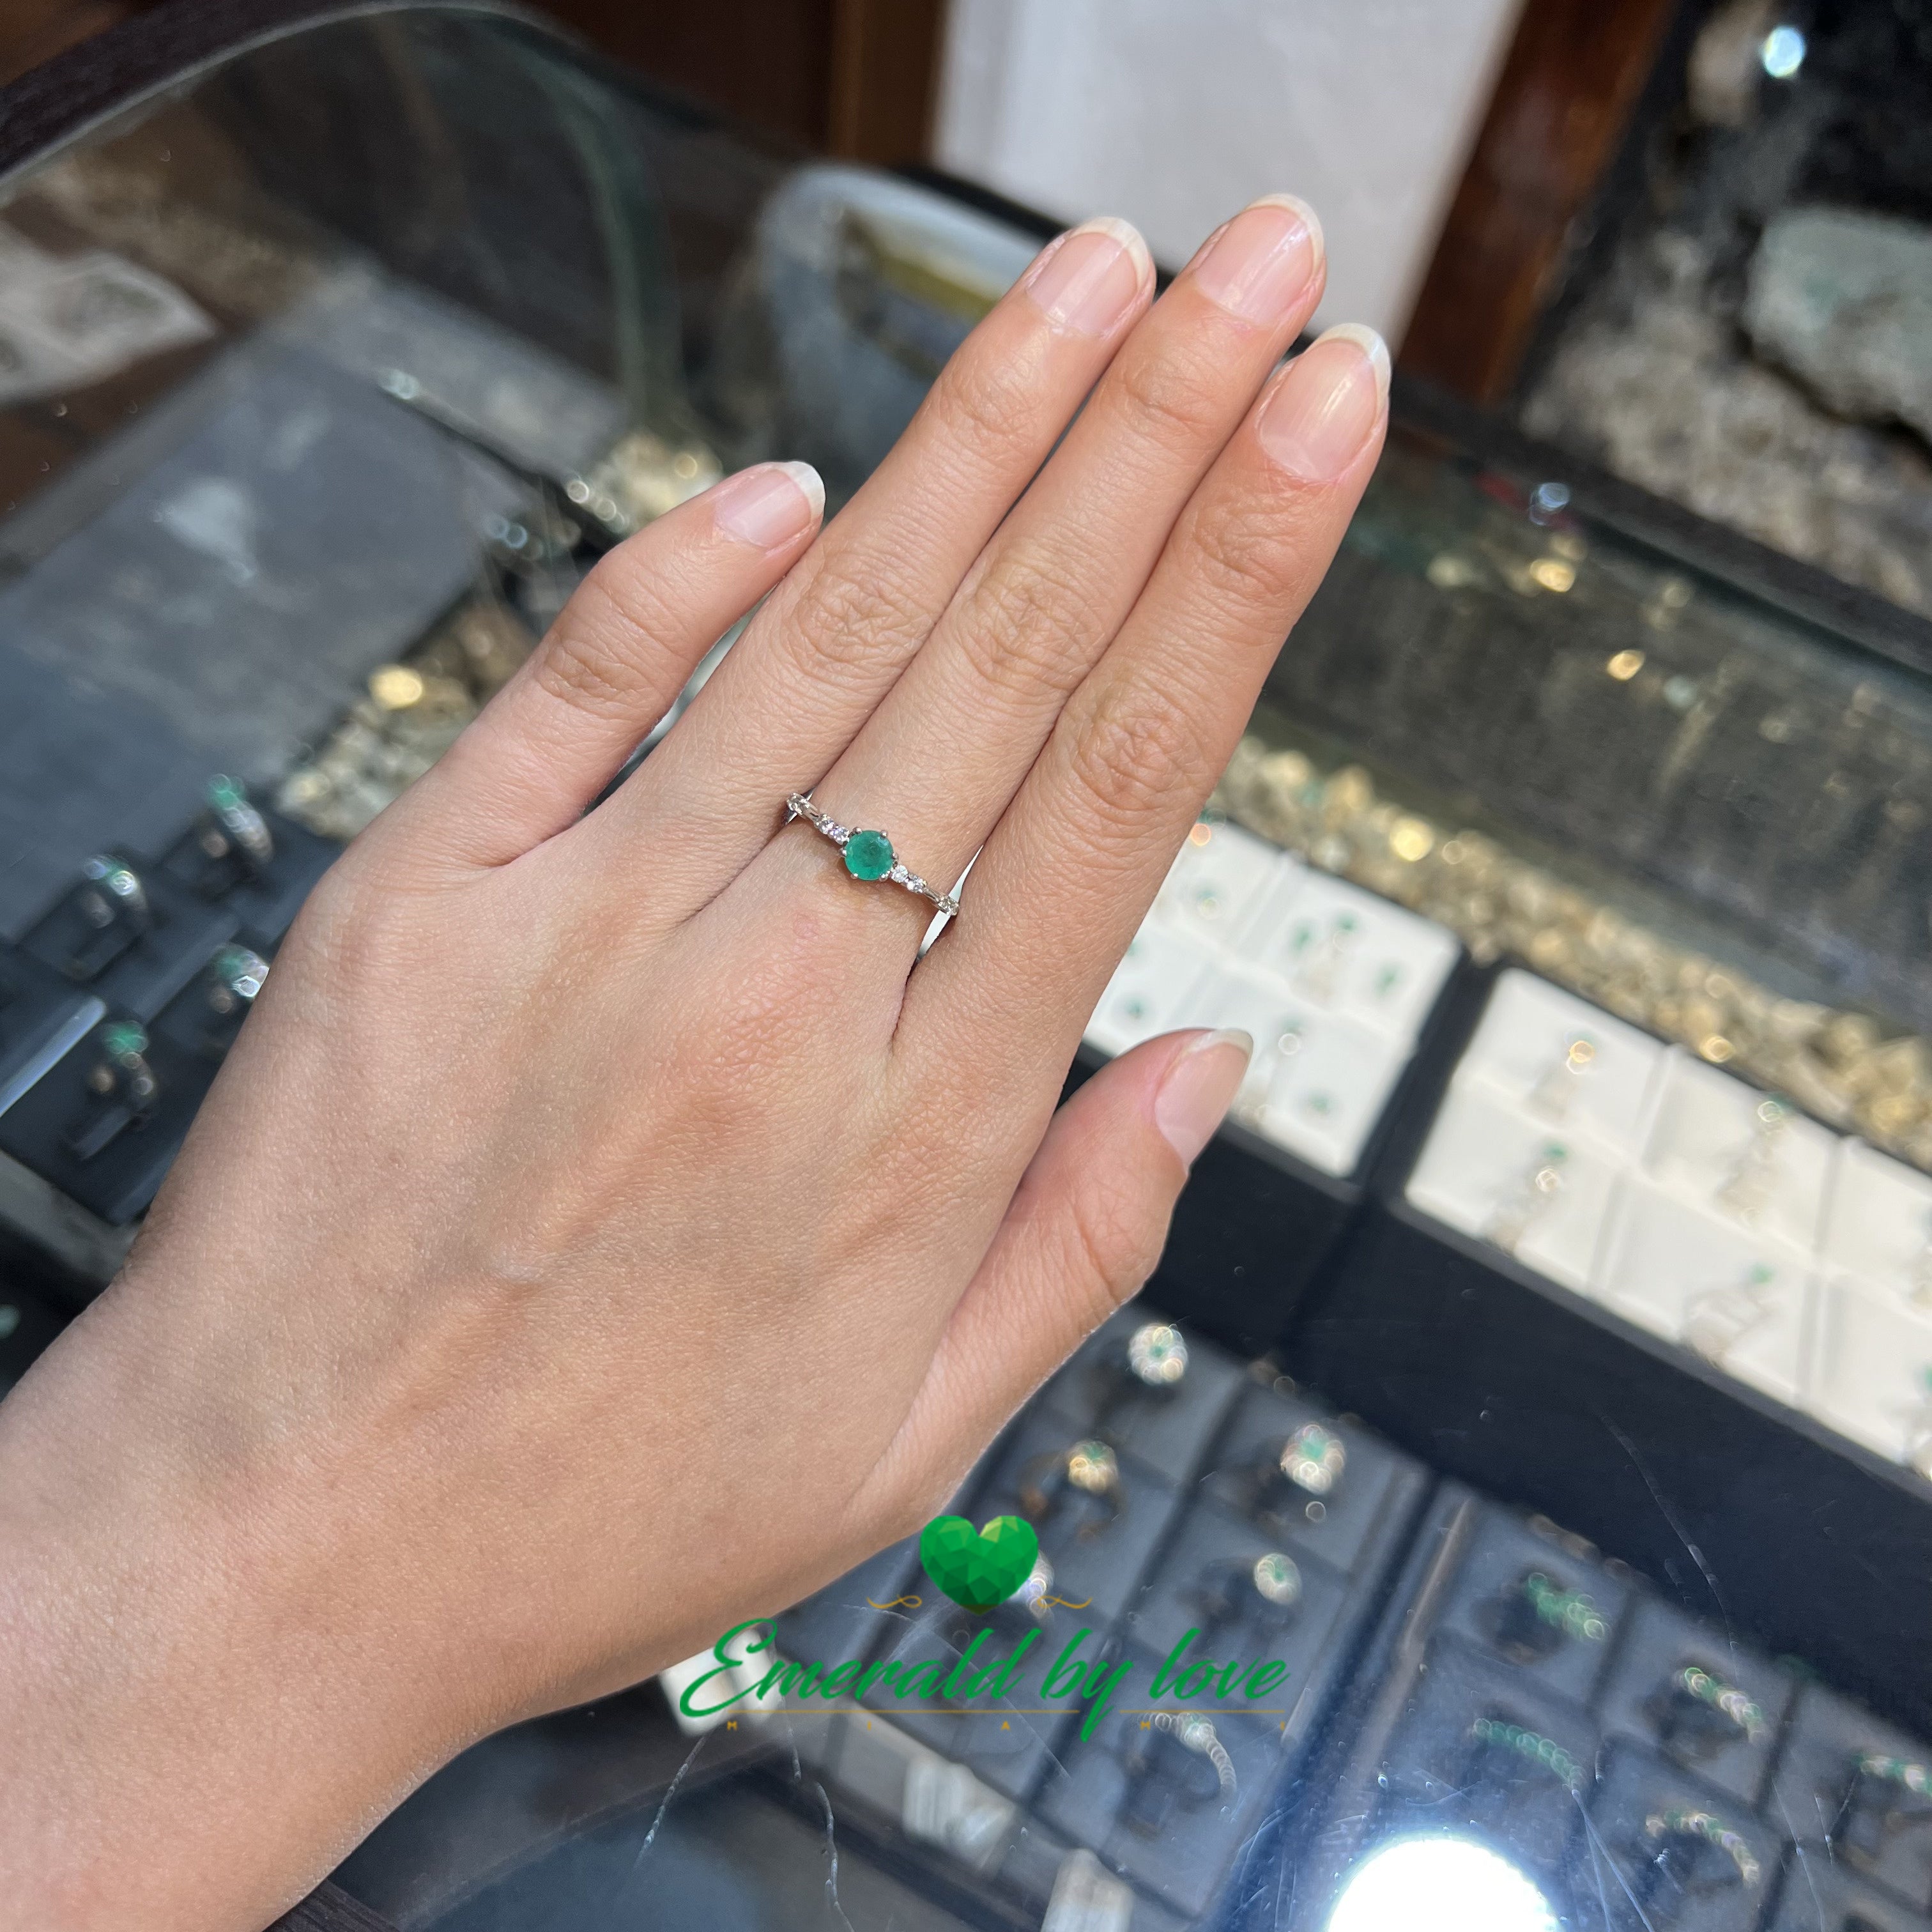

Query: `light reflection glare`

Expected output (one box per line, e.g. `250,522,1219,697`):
1761,25,1805,78
1327,1837,1559,1932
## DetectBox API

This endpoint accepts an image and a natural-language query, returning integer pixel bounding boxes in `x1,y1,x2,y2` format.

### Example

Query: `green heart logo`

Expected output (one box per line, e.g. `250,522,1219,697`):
919,1514,1040,1613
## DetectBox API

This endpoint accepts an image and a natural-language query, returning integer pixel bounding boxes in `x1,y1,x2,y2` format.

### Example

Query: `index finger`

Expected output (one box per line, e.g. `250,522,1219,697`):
900,326,1389,1101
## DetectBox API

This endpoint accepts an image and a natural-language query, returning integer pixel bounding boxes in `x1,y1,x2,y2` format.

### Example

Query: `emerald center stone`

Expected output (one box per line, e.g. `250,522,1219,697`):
843,829,895,880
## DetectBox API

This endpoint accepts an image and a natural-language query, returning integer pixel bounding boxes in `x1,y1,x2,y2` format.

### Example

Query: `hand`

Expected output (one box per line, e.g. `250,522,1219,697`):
0,195,1384,1930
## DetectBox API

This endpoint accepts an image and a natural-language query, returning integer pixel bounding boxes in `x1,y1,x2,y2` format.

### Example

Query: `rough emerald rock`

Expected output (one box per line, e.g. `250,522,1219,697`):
1744,209,1932,444
843,828,895,880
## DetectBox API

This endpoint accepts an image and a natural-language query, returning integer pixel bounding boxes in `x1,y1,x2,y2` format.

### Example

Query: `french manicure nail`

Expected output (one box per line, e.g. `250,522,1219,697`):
1191,194,1324,325
1255,323,1390,482
1154,1029,1254,1165
1023,216,1153,337
712,461,825,551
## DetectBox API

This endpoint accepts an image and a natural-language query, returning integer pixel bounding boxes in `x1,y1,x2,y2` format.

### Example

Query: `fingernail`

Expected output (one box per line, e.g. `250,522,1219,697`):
711,461,825,550
1191,194,1324,325
1023,216,1152,337
1255,323,1390,482
1154,1029,1254,1165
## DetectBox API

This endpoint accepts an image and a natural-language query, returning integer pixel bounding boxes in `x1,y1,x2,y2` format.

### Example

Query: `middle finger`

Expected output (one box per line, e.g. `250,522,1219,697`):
754,195,1324,962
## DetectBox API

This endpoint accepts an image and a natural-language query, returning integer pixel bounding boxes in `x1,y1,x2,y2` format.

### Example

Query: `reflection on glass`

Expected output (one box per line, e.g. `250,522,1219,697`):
1326,1836,1560,1932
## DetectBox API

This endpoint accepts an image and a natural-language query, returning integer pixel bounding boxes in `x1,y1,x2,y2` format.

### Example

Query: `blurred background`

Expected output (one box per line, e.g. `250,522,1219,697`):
6,8,1932,1927
11,0,1924,618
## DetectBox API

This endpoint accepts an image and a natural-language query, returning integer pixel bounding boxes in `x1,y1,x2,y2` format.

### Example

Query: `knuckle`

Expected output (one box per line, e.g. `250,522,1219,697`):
928,341,1042,451
1109,338,1227,453
1183,491,1303,611
1064,1172,1167,1308
532,573,680,723
1059,680,1205,837
954,543,1098,701
783,547,931,677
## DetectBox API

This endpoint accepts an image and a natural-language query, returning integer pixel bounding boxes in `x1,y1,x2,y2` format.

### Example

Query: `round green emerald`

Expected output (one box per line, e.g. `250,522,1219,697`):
843,829,895,880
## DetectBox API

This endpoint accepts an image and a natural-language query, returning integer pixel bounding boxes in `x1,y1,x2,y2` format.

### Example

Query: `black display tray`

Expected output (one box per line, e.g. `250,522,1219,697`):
1285,963,1932,1739
1068,953,1479,1361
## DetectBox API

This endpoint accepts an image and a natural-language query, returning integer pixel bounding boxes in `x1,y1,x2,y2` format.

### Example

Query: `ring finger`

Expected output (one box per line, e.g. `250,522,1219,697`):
594,215,1157,903
749,195,1324,964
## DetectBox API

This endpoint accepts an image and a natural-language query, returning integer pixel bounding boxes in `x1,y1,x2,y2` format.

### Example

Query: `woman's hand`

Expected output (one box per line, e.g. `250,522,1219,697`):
0,195,1384,1931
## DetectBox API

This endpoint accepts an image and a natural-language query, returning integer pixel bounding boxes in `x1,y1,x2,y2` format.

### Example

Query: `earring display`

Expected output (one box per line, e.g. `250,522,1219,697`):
1596,1598,1795,1806
1189,960,1411,1176
1528,1032,1595,1123
1149,818,1294,951
1774,1685,1932,1910
1597,1184,1811,1405
1018,1438,1128,1540
1641,1804,1763,1890
979,1409,1179,1625
1216,732,1932,1183
1087,817,1459,1177
1377,1637,1602,1882
1810,1283,1932,1469
1232,867,1461,1043
1483,1141,1570,1255
1395,967,1932,1465
1083,923,1219,1061
1714,1096,1797,1229
1630,1049,1833,1254
1407,1083,1615,1291
1823,1142,1932,1294
1036,1646,1301,1920
1461,970,1666,1154
1117,1710,1238,1844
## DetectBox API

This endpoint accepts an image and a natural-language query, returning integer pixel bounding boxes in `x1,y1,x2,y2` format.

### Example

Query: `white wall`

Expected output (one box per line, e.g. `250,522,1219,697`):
934,0,1525,344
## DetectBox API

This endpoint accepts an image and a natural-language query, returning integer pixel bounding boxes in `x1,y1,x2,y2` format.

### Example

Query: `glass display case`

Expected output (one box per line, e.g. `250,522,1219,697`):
4,6,1932,1929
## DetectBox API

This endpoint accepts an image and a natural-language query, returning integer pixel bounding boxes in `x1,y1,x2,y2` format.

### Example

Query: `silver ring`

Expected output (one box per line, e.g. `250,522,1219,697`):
786,793,960,920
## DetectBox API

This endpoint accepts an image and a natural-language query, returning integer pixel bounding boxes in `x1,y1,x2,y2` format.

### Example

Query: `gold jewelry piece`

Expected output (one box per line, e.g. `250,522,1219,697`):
1673,1664,1768,1745
1529,1033,1597,1123
1292,911,1359,1004
1018,1439,1126,1537
1684,1264,1778,1365
1252,1551,1302,1608
1216,736,1932,1182
1643,1807,1760,1887
1486,1143,1568,1254
1150,1710,1237,1799
1717,1098,1793,1226
1126,1321,1188,1387
1280,1422,1346,1496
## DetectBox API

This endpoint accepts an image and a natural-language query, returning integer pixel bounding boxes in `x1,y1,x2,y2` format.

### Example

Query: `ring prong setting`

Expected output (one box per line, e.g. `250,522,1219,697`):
843,829,896,881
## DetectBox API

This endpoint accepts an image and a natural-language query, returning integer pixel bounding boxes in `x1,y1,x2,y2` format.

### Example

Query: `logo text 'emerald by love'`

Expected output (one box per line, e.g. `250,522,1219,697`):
677,1519,1296,1740
677,1620,1294,1741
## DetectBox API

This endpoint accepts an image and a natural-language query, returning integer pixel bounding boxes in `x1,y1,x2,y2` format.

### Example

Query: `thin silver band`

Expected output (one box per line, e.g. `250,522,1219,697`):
785,793,961,920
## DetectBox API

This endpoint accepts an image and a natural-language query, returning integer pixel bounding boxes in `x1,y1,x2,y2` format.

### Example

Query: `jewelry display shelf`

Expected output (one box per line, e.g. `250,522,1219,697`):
11,2,1932,1925
1073,819,1471,1356
1288,959,1932,1740
1259,1478,1932,1931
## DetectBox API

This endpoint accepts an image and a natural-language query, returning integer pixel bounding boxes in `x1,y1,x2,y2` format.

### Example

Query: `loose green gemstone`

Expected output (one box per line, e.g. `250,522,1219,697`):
843,829,895,880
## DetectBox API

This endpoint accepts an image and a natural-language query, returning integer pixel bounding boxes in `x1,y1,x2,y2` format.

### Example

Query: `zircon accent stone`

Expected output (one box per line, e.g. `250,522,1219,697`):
843,829,895,880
